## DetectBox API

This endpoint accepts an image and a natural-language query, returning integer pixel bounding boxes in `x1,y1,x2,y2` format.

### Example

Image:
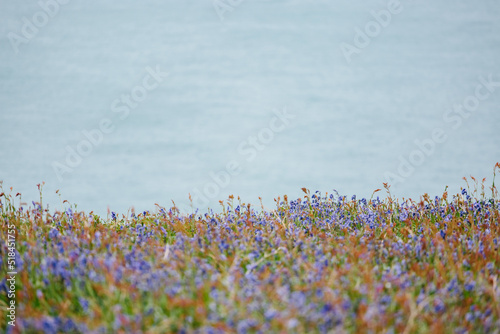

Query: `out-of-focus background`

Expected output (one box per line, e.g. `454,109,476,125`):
1,0,499,215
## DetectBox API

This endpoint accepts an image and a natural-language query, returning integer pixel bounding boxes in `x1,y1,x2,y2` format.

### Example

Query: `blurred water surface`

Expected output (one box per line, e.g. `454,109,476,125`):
1,0,499,215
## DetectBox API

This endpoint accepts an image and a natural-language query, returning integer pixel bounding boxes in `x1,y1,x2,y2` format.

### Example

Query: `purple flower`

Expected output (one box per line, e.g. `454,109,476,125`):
380,295,392,305
341,299,351,311
434,298,445,313
40,317,58,334
48,228,59,239
237,319,258,333
464,281,476,292
399,211,408,221
264,308,279,320
79,297,89,312
322,303,334,314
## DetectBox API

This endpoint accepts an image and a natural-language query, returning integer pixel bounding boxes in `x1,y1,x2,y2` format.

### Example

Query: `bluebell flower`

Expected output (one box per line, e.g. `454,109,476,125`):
61,319,78,332
237,319,258,333
79,297,89,312
434,298,445,313
48,228,59,239
380,295,392,305
399,211,408,221
464,281,476,292
264,308,278,320
341,299,351,311
41,317,58,334
321,303,333,313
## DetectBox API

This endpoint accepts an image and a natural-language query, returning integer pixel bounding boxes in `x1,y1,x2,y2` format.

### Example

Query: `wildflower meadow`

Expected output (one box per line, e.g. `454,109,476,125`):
1,164,500,333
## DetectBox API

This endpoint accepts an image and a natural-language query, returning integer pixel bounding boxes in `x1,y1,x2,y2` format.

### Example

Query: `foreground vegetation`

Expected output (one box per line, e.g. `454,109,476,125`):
1,166,500,333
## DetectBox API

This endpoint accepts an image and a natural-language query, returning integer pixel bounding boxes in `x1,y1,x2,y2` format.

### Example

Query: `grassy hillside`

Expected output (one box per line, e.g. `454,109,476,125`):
1,165,499,333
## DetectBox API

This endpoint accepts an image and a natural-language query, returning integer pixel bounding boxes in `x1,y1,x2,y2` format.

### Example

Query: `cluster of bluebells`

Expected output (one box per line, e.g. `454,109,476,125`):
0,181,499,333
